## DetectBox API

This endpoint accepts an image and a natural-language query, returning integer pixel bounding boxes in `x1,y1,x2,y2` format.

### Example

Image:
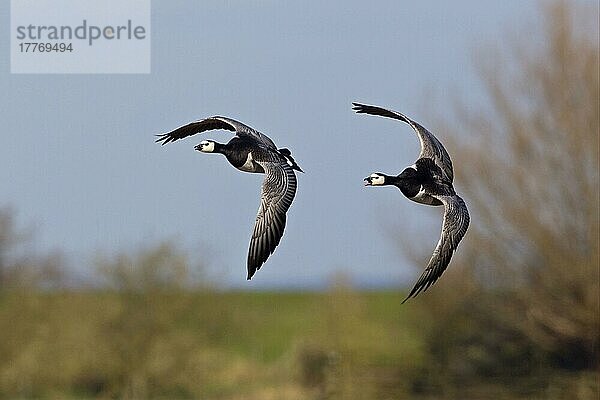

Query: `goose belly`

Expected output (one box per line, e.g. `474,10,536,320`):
409,187,443,206
236,152,264,173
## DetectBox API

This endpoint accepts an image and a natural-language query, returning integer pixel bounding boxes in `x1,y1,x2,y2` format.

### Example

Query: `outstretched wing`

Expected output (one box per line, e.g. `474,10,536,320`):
156,116,278,149
352,103,454,182
402,194,469,303
247,159,298,279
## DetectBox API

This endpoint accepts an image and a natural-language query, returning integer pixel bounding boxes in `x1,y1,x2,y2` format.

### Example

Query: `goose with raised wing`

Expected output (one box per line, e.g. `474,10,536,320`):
353,103,469,302
156,116,302,280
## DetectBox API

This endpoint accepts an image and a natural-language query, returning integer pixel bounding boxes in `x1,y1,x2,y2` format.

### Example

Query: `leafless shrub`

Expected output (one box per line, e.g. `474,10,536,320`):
410,1,599,397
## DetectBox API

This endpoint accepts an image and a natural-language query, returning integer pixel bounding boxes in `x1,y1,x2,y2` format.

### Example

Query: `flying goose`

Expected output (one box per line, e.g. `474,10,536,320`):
353,103,469,302
156,116,302,280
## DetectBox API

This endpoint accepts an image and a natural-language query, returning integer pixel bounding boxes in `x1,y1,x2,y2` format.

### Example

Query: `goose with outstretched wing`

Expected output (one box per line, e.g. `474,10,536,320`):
353,103,469,302
156,116,302,279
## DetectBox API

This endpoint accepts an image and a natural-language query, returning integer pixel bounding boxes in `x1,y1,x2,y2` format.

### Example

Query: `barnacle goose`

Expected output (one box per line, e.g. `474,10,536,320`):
156,116,302,280
354,103,469,303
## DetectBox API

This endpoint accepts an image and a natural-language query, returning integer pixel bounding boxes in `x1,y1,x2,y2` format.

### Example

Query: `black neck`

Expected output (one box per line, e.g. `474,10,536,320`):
385,174,404,187
387,174,419,198
212,141,226,154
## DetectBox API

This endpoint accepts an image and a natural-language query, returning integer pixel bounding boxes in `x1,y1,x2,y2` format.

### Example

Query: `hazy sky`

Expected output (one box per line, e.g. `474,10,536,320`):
0,1,541,288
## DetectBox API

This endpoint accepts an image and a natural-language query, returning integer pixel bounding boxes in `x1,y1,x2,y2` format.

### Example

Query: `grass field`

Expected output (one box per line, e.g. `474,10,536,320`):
0,288,420,399
1,287,597,399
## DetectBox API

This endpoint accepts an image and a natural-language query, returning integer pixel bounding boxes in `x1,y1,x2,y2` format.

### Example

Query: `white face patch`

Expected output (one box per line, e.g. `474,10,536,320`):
198,140,215,153
369,173,385,186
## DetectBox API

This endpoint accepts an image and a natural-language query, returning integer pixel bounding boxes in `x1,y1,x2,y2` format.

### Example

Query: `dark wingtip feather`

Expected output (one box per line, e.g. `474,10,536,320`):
247,266,255,280
247,257,261,280
155,133,173,145
401,286,419,304
402,265,446,303
352,102,367,113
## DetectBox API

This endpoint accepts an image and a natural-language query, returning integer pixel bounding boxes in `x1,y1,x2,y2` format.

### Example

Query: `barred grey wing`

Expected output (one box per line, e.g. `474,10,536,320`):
402,194,469,302
247,160,297,279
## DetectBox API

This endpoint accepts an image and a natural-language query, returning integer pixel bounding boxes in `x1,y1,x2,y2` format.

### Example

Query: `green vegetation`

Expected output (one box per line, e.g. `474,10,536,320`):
0,286,597,399
0,288,413,399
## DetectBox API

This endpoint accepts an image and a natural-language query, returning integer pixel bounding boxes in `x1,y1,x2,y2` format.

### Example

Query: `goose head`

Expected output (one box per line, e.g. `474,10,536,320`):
195,140,216,153
364,173,386,186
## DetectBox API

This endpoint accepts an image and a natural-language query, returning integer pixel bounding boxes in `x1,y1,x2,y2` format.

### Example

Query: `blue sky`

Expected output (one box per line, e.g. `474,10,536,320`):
0,1,542,288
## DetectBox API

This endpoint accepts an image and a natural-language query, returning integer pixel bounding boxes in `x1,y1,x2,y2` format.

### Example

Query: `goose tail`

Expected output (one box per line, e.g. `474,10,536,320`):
279,148,303,173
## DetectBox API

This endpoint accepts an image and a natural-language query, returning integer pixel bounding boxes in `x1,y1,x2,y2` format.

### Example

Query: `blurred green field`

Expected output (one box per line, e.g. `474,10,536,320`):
0,288,425,399
1,287,597,399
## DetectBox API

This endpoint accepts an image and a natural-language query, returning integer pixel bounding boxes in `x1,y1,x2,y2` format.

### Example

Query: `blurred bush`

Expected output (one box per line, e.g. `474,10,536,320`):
0,207,66,289
404,1,599,398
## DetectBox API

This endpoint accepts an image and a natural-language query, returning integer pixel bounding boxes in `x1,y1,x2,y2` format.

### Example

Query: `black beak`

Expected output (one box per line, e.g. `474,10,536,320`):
364,177,372,186
194,144,202,151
